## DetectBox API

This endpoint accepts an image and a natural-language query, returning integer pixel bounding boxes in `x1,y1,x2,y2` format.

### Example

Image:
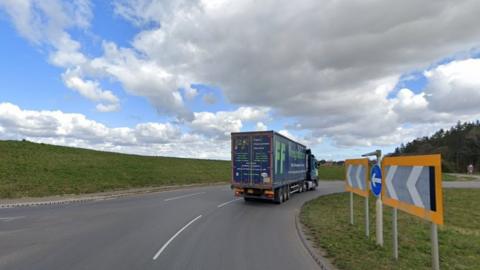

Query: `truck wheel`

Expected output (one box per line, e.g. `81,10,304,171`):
275,188,283,204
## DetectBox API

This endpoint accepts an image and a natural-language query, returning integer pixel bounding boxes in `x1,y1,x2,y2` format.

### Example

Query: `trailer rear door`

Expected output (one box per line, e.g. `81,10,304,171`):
232,133,272,186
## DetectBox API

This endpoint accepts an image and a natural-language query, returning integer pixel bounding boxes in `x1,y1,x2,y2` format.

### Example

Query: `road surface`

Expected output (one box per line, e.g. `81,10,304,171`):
0,181,343,270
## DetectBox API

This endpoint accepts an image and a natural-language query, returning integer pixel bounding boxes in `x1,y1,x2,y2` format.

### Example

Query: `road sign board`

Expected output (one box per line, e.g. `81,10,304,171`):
370,164,382,197
345,158,369,197
381,154,443,225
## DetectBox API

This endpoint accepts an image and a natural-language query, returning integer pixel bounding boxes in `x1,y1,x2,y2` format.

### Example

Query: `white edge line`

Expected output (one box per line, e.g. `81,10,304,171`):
0,216,26,221
163,192,206,202
217,198,241,208
153,215,203,260
386,165,398,200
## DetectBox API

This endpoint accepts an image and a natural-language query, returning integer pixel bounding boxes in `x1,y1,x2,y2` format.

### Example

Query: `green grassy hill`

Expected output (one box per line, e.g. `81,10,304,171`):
0,140,230,199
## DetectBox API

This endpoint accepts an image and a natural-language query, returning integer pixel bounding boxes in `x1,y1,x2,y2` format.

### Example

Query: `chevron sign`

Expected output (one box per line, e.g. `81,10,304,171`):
382,154,444,225
345,158,369,197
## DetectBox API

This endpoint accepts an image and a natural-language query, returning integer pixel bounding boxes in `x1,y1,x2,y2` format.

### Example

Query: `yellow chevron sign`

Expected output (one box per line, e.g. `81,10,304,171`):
345,158,370,197
382,154,444,225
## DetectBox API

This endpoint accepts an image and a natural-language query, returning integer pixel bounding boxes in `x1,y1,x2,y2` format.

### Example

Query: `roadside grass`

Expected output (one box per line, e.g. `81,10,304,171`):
0,140,230,199
319,165,345,180
442,173,478,181
300,189,480,270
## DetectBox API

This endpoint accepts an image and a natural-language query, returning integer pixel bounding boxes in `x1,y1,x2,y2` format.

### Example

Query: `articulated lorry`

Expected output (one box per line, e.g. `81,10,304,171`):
231,131,318,203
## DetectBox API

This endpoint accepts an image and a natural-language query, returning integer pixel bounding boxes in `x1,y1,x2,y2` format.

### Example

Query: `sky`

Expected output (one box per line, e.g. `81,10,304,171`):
0,0,480,161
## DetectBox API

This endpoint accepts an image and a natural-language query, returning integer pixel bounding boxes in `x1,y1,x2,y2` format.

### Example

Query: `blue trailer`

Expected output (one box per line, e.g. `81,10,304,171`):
231,131,318,203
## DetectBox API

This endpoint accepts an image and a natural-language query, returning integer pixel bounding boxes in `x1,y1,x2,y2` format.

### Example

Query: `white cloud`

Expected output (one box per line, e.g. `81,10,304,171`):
255,122,267,131
425,58,480,114
190,106,269,138
88,41,193,120
3,0,480,158
0,1,194,118
62,69,120,112
114,0,480,147
49,33,87,67
183,87,198,100
134,122,181,144
0,102,231,159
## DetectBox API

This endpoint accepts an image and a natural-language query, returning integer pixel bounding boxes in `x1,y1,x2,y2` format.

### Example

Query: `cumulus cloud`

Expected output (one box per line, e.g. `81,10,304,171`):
112,0,480,146
0,102,230,159
3,0,480,157
0,0,195,118
425,58,480,114
190,106,269,138
62,69,120,112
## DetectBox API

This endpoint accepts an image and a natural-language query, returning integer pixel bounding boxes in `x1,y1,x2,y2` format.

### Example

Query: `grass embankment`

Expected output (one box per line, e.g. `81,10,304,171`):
319,165,477,182
301,189,480,270
318,165,345,180
0,140,230,198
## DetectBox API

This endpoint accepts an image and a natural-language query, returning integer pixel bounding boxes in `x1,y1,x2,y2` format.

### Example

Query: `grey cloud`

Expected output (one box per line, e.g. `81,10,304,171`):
124,0,480,146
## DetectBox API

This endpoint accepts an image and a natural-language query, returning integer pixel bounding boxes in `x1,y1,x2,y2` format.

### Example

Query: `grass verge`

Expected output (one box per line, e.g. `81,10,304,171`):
442,173,478,181
319,165,345,180
0,140,230,198
300,189,480,270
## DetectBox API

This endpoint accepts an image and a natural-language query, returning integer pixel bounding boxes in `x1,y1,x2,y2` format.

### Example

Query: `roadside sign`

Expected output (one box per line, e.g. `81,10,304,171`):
370,164,382,197
345,158,369,197
382,154,443,225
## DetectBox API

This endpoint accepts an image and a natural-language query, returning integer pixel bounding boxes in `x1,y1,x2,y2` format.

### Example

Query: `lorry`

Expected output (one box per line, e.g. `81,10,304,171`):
231,131,318,203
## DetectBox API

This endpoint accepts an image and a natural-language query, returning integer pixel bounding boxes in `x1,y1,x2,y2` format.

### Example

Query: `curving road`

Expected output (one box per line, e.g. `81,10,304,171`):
0,181,343,270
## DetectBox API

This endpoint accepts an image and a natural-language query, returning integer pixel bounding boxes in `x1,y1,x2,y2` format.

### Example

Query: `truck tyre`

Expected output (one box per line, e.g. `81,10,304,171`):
275,188,283,204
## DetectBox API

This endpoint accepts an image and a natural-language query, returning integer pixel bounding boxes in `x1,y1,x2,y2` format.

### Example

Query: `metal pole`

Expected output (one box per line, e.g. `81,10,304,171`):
432,223,440,270
350,192,354,225
376,150,383,246
365,196,369,237
393,207,398,260
376,197,383,246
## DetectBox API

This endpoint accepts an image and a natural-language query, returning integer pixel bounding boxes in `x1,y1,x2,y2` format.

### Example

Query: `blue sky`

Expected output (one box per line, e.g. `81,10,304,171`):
1,1,480,160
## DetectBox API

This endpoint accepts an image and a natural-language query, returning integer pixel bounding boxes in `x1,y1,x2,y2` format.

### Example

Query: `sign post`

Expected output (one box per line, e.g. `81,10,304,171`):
345,158,369,235
350,192,354,225
363,150,383,246
365,192,369,237
382,154,443,270
393,207,398,260
370,163,383,244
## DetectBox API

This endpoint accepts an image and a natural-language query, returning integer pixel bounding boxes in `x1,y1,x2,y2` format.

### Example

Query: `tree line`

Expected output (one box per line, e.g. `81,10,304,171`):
393,121,480,173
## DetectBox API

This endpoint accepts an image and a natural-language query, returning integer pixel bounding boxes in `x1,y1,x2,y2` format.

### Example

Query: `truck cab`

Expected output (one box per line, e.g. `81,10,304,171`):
306,149,318,189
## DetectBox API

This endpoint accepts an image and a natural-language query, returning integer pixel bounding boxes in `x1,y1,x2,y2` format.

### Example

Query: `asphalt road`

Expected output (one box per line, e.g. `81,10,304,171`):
0,181,343,270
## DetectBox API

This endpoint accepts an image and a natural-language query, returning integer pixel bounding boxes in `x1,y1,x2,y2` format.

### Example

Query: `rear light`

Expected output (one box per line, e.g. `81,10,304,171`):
234,188,244,196
264,190,274,195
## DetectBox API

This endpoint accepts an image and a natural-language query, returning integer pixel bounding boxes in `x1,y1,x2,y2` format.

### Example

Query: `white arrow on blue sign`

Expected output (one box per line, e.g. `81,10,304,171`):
370,164,382,197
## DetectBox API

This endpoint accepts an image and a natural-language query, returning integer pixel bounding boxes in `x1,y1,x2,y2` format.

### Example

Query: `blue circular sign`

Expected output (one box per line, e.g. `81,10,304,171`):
370,164,382,197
